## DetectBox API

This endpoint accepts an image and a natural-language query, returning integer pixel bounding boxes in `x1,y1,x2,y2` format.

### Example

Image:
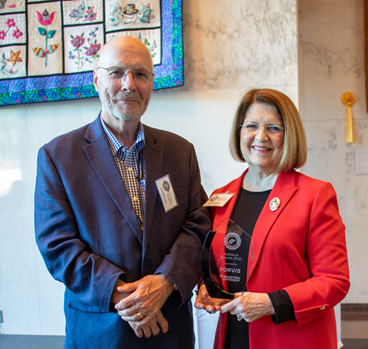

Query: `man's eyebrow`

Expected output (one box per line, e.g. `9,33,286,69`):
103,66,149,71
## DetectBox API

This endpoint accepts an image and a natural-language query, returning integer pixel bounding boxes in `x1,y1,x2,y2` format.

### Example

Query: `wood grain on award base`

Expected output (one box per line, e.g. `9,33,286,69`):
201,297,231,307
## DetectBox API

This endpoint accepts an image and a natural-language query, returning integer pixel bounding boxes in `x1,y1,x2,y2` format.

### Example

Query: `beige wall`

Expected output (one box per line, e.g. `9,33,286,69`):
298,0,368,304
0,0,298,335
2,0,364,337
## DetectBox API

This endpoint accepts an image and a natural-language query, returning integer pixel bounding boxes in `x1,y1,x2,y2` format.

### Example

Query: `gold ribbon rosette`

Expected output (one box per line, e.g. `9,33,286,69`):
341,92,355,143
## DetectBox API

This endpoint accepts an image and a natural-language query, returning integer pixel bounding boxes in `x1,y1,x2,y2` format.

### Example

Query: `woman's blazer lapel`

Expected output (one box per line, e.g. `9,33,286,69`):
248,171,298,282
212,170,299,285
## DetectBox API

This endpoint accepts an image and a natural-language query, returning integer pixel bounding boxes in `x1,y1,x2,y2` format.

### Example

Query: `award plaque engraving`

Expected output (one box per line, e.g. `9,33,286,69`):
201,218,253,306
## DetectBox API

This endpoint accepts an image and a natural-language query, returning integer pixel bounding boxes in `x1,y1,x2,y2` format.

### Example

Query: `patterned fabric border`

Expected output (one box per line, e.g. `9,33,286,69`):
0,0,183,106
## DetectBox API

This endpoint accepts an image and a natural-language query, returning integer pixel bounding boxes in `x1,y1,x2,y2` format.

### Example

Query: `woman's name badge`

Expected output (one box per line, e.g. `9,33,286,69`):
156,174,178,213
203,193,234,207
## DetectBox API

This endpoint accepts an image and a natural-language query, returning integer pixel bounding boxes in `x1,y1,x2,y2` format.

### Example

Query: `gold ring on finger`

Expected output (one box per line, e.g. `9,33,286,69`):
138,312,143,319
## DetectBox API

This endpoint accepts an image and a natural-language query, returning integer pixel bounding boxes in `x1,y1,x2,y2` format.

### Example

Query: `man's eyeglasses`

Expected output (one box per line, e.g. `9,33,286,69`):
97,67,155,84
240,122,285,135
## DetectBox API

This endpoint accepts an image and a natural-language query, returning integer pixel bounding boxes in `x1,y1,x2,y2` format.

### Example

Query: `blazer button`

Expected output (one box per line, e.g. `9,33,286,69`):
320,306,325,310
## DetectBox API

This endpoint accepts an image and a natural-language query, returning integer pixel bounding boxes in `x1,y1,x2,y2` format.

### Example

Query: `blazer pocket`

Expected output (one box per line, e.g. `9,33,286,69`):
68,299,106,313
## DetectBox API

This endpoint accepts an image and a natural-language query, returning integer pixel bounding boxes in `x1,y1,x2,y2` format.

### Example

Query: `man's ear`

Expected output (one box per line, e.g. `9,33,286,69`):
93,70,99,92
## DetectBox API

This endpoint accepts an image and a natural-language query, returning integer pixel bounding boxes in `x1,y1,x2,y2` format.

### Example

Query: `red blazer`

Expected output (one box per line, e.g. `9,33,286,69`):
211,170,350,349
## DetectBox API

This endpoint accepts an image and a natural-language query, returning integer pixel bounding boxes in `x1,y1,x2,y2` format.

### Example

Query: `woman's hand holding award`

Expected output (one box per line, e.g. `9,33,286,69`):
201,218,253,307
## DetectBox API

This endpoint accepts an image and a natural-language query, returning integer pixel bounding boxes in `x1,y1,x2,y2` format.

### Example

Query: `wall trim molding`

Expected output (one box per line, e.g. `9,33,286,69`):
341,304,368,321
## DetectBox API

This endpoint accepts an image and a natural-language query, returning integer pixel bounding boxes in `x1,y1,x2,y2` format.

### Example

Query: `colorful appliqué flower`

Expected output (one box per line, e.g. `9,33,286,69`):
12,29,23,39
6,18,15,28
36,9,56,26
85,43,100,56
71,34,85,48
0,18,24,41
84,6,97,22
33,9,58,67
7,50,22,66
69,27,100,69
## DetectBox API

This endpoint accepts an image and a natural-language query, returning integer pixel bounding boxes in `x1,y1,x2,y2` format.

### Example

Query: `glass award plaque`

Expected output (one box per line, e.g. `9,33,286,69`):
201,218,253,306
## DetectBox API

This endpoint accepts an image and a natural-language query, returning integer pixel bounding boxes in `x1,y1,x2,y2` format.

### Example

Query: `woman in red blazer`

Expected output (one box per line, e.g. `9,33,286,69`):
195,88,349,349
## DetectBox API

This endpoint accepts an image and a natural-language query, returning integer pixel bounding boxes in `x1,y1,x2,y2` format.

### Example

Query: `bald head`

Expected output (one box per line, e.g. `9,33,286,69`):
97,36,153,72
93,35,154,126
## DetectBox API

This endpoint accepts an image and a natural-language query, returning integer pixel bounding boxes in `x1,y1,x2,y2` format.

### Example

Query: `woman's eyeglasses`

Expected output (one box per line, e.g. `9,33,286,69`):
240,122,285,135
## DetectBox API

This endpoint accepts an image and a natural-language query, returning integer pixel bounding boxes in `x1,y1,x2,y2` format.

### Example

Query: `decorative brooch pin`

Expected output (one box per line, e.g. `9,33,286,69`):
269,197,281,212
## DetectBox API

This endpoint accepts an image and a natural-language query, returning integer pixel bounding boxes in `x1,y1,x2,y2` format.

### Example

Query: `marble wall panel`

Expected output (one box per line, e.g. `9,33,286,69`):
344,119,368,303
301,119,368,303
296,117,357,345
299,0,368,303
298,0,366,122
302,120,346,219
180,0,297,91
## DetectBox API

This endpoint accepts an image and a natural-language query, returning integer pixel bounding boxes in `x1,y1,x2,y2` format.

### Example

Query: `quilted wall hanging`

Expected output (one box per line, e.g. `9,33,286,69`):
0,0,183,106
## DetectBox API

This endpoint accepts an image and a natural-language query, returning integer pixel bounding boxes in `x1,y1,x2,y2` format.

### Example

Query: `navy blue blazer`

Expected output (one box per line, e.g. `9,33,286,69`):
34,116,211,349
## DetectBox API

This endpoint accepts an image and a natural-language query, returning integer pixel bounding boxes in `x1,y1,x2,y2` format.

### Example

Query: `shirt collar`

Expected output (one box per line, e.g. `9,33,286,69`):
100,115,145,155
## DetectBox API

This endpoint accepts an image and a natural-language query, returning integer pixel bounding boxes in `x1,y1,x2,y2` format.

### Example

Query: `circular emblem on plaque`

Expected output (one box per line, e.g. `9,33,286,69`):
224,232,241,250
163,180,170,192
210,195,218,202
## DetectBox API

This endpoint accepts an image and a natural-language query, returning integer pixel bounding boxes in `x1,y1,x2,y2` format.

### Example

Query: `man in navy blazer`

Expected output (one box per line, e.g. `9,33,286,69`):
34,36,211,349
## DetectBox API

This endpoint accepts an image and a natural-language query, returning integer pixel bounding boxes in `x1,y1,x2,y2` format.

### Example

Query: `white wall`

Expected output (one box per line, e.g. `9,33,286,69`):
0,100,101,335
1,0,299,336
298,0,368,304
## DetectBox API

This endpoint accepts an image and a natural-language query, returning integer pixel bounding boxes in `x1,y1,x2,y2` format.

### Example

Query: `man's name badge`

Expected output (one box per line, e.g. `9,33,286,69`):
203,193,234,207
156,174,178,213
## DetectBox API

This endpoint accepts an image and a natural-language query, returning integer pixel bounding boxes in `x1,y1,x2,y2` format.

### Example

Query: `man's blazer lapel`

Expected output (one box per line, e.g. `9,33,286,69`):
83,117,143,245
247,171,298,281
142,126,164,257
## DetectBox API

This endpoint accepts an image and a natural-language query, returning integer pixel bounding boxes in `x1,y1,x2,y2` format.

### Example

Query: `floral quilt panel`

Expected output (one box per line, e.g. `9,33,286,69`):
0,0,183,106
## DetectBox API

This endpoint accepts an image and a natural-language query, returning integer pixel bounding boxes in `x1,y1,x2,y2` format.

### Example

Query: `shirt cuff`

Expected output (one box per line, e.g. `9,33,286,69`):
156,273,181,305
268,290,295,324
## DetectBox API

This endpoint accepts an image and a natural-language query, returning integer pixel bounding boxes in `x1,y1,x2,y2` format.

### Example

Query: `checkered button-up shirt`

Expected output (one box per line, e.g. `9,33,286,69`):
101,116,146,229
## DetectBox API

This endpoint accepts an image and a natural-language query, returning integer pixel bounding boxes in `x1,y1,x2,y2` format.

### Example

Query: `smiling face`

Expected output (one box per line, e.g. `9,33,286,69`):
93,36,154,123
240,102,285,175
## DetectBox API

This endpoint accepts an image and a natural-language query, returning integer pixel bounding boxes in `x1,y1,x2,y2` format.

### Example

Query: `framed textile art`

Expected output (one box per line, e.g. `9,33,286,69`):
0,0,183,106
